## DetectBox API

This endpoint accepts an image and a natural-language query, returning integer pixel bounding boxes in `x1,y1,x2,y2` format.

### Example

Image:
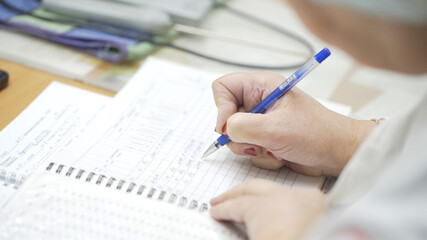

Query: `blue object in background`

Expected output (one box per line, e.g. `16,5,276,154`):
0,0,168,62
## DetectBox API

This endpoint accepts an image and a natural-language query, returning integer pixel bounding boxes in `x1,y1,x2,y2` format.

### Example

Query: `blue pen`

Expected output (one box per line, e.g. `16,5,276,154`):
202,48,331,159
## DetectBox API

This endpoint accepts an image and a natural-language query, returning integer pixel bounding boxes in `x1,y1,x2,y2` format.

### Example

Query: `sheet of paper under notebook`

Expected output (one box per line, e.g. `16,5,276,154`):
0,82,111,207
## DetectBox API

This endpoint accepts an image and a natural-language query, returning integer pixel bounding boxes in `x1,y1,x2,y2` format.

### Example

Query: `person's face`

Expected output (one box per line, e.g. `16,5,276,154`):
287,0,427,74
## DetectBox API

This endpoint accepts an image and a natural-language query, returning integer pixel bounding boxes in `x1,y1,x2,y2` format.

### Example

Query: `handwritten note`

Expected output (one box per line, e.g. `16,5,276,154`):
0,82,110,206
54,59,327,204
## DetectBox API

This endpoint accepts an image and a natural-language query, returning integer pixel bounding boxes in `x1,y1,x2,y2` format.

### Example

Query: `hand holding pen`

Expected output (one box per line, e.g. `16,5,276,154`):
203,48,331,159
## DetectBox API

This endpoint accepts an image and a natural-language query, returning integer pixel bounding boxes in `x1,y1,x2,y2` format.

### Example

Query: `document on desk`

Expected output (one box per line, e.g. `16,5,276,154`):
0,82,111,207
52,58,351,204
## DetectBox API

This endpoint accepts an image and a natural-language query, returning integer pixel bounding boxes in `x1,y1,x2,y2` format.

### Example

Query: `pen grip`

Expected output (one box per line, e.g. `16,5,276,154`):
218,87,285,145
217,134,231,146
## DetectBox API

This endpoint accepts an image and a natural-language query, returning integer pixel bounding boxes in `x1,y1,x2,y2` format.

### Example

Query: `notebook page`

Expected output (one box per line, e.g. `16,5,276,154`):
0,82,111,207
53,58,348,204
0,172,245,240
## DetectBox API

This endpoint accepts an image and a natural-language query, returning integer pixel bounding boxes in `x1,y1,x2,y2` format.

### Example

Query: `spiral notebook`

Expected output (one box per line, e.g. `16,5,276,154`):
45,58,343,206
0,58,351,239
44,162,210,210
0,58,350,207
0,162,246,240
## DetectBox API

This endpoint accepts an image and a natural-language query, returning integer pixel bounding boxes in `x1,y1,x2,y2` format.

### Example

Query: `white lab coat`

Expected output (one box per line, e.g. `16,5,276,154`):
306,93,427,239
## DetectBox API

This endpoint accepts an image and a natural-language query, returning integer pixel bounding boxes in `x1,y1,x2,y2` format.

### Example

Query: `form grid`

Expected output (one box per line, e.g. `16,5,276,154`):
61,61,303,204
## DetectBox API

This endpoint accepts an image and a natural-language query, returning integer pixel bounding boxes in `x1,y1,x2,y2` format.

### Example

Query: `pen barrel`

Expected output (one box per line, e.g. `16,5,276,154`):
250,58,320,114
250,88,284,114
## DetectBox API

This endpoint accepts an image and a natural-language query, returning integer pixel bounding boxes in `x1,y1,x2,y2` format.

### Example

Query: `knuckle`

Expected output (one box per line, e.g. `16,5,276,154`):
258,71,285,83
216,72,246,85
211,81,223,96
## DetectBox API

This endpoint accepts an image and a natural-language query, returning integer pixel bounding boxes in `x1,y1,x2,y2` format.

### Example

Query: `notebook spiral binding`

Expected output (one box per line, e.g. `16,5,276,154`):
46,162,209,212
0,168,26,189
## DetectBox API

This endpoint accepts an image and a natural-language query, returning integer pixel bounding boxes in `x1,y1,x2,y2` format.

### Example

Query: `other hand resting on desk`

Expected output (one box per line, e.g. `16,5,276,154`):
211,179,325,240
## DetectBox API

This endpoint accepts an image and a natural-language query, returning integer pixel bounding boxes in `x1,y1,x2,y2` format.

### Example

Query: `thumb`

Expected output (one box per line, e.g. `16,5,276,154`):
226,112,273,147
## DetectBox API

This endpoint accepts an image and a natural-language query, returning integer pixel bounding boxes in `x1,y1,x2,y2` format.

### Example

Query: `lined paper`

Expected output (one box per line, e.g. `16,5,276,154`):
0,82,110,206
53,58,344,203
1,172,245,240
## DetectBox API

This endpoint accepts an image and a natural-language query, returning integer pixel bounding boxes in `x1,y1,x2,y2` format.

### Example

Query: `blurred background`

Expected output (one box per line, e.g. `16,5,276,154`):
0,0,426,120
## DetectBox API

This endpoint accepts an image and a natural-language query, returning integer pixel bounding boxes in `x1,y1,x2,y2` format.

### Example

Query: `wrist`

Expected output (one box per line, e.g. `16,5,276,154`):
325,117,377,176
349,118,377,154
342,119,377,172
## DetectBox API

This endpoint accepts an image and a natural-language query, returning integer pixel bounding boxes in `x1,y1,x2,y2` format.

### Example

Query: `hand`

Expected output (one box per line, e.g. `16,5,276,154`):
212,72,376,176
210,179,326,240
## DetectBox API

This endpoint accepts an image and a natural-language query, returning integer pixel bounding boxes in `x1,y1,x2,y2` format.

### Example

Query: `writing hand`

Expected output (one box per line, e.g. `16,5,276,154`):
212,72,376,176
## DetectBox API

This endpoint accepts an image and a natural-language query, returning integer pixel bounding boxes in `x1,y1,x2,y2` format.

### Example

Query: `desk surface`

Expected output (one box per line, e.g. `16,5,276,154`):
0,59,115,131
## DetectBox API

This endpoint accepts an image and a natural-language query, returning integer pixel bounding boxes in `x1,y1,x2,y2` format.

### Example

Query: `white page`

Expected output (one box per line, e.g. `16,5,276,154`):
53,58,351,204
0,82,111,206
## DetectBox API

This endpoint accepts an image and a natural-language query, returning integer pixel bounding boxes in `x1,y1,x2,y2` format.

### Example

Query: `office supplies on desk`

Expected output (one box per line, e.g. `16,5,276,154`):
203,48,332,158
44,0,215,30
42,0,173,35
40,0,314,69
0,0,174,63
0,29,139,92
0,70,8,90
43,0,308,59
0,0,314,70
106,0,213,26
42,0,213,33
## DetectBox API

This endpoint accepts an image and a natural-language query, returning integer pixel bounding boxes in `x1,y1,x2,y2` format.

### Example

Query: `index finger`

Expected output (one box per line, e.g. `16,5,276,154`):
212,72,285,133
210,196,252,222
212,73,245,133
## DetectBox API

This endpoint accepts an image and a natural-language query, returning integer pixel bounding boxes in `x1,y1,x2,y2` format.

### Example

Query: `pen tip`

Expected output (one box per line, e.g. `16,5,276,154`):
202,141,221,160
201,151,209,160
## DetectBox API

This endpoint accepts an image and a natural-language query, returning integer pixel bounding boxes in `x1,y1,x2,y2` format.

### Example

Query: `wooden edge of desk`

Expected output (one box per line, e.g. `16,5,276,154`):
0,59,115,131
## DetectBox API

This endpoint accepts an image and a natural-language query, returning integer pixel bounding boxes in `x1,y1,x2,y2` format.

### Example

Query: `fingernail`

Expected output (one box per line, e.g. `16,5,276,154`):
222,123,227,133
210,197,219,205
210,195,223,206
244,148,257,157
267,151,278,160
